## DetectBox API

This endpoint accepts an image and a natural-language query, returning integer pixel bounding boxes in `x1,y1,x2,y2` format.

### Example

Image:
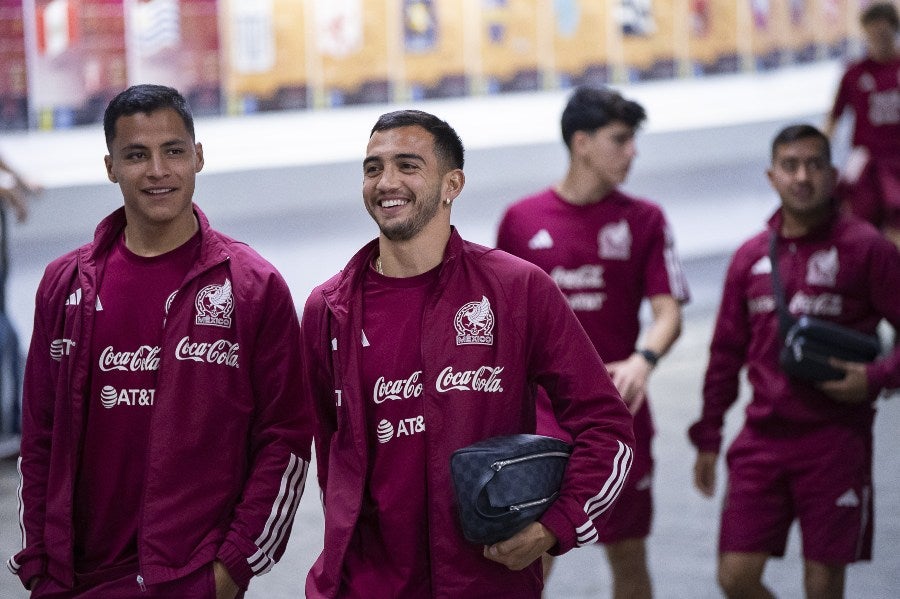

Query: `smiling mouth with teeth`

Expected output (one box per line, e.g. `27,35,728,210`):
381,199,408,208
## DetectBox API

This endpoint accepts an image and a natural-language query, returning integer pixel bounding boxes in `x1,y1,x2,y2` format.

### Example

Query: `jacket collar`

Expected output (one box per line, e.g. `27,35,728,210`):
767,206,840,243
84,203,227,275
322,226,464,314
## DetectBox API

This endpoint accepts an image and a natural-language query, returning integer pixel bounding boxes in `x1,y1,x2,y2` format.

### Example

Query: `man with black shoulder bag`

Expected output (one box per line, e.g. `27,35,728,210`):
688,124,900,598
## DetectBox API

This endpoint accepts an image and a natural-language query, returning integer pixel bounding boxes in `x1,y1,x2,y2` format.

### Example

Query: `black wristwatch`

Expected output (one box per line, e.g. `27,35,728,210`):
637,348,660,368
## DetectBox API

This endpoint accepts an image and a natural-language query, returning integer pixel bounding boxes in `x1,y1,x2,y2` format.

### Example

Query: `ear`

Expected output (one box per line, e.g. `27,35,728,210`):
104,155,116,183
443,168,465,201
194,142,204,173
570,130,591,154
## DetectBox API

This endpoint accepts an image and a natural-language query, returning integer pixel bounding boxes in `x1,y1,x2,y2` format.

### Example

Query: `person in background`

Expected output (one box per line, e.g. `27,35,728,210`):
824,1,900,249
7,84,312,598
300,109,635,598
0,155,43,439
497,86,690,599
690,124,900,598
0,153,42,311
0,154,42,225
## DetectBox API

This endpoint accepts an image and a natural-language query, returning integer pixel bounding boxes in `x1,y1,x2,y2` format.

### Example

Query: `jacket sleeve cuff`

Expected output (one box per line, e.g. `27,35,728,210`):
538,506,577,555
687,421,722,454
216,541,254,591
11,556,46,590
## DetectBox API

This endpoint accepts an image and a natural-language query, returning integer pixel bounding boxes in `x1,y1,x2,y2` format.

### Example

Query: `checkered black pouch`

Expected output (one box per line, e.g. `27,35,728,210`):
450,434,572,545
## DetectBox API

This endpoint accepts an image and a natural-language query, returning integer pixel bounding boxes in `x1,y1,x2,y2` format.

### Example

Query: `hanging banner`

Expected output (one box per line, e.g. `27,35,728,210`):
132,0,180,58
125,0,221,116
403,0,436,53
551,0,609,87
314,0,362,58
0,0,29,129
28,0,127,129
402,0,467,100
747,0,789,69
618,0,655,36
686,0,741,75
222,0,308,113
314,0,390,106
479,0,541,93
616,0,677,80
816,0,851,57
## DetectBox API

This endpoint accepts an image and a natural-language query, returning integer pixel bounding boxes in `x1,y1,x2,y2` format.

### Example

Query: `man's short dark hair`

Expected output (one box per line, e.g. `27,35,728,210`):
560,86,647,150
771,124,832,163
370,109,465,171
103,84,195,149
861,2,899,29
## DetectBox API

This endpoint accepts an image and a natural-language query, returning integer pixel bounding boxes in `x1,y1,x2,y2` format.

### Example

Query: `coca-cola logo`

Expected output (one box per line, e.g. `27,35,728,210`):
551,264,604,290
373,371,423,404
98,345,161,372
175,336,240,368
435,366,504,393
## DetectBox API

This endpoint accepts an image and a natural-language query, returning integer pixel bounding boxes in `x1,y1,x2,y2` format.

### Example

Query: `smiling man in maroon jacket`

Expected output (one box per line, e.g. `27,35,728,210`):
300,109,635,598
8,84,312,598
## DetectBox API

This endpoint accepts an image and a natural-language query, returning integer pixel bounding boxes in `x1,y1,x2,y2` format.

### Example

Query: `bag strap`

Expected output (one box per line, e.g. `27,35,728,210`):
768,232,796,339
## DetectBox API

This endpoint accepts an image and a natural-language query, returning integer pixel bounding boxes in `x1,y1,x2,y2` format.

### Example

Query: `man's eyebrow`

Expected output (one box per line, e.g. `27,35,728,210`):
392,153,425,162
364,152,425,166
119,139,187,152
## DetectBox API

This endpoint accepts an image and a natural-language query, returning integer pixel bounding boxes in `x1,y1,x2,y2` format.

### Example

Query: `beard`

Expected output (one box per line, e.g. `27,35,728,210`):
370,190,442,242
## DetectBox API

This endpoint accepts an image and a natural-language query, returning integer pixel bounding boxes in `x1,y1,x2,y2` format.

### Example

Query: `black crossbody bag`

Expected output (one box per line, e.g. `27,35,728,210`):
768,234,881,382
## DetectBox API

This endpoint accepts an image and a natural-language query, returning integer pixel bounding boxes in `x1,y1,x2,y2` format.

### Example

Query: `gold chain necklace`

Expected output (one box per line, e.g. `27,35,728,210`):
375,256,384,274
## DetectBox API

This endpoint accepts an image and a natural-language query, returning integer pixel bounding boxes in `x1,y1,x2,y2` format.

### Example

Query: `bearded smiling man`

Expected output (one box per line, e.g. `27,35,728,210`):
299,109,636,598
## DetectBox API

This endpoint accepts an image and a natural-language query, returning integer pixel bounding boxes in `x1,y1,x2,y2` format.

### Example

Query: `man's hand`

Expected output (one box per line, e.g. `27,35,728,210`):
26,575,43,591
693,451,718,498
213,560,240,599
606,353,652,412
818,358,869,403
483,522,557,571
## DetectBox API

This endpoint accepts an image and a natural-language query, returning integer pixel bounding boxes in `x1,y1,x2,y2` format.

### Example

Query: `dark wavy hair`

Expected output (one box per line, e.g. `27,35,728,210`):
370,109,465,171
861,2,899,30
561,86,647,149
771,124,832,163
103,84,195,148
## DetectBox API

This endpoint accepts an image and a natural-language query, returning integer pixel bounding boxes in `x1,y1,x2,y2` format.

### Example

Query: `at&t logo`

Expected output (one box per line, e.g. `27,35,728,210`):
50,338,76,361
376,416,425,444
100,385,155,409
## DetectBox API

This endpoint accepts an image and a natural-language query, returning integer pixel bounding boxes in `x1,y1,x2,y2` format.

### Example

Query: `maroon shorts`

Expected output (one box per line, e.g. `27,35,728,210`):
719,424,873,564
838,154,900,231
30,563,240,599
536,392,655,544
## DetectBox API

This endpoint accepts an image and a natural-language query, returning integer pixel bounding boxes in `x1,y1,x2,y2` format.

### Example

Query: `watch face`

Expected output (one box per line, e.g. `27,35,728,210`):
638,349,659,367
